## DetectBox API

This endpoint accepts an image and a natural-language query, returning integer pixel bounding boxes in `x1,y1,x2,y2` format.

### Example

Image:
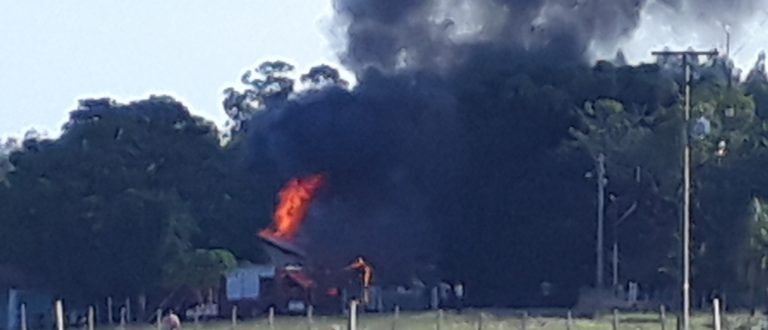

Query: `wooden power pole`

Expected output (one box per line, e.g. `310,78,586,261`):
650,49,718,330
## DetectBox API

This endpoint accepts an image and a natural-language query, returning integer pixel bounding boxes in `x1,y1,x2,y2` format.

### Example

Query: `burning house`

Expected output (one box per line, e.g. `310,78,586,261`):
221,169,441,315
222,175,342,315
220,239,321,315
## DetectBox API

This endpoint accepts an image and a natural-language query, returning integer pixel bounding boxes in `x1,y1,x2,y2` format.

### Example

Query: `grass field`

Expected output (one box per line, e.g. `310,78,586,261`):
126,309,768,330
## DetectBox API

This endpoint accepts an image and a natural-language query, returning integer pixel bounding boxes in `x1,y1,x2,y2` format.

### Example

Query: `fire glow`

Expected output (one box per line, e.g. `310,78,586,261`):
259,174,325,240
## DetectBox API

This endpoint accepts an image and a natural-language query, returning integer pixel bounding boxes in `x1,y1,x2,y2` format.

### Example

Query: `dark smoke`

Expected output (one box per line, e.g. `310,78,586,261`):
251,71,460,283
335,0,653,72
246,0,766,302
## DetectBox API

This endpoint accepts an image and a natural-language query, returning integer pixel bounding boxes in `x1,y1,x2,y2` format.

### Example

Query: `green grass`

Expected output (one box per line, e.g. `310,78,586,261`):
119,310,768,330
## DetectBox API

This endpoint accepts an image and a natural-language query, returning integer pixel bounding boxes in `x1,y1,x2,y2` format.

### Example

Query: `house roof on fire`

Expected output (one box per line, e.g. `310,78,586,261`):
261,235,306,258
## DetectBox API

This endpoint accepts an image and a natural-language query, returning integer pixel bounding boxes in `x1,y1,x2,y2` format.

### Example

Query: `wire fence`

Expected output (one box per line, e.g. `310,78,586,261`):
34,301,768,330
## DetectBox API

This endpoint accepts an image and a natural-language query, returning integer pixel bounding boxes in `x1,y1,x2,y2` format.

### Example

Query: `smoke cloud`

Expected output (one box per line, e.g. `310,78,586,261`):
246,0,767,296
597,0,768,69
334,0,652,73
251,71,460,282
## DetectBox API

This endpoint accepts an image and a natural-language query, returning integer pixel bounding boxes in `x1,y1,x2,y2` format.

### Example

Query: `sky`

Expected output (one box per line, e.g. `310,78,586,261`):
599,1,768,72
2,1,768,138
0,0,337,137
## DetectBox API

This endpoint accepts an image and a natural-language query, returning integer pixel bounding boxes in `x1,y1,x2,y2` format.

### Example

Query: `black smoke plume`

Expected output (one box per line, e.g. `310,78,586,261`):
245,0,765,305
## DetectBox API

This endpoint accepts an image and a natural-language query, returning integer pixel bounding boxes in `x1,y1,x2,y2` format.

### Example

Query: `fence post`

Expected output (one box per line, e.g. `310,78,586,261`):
348,300,358,330
156,309,162,330
521,311,528,330
659,305,666,330
566,310,573,330
231,306,237,330
612,309,619,330
268,307,275,330
88,306,95,330
54,300,64,330
107,297,113,326
119,306,127,329
307,305,314,330
20,303,27,330
713,298,722,330
391,305,400,330
476,312,484,330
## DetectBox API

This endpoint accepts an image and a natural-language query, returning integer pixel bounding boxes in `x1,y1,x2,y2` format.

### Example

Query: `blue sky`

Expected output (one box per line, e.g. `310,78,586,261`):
0,0,337,137
3,1,768,138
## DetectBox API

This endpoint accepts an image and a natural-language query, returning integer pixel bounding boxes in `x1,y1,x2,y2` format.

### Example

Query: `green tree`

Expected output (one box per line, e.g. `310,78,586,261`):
740,197,768,306
162,248,237,303
568,98,680,287
0,97,261,301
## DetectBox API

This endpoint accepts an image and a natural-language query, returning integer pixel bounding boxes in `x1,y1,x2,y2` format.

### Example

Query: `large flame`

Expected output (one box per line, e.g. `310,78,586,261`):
259,174,325,240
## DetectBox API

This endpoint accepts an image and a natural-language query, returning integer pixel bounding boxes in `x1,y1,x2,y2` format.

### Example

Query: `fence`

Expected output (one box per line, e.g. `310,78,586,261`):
17,297,768,330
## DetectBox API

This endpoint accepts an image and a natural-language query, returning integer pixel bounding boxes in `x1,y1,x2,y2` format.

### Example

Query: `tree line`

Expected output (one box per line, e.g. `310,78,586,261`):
3,54,768,307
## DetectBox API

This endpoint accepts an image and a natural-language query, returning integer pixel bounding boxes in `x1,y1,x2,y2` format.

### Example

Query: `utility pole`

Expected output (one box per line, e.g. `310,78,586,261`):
651,49,718,330
596,153,606,290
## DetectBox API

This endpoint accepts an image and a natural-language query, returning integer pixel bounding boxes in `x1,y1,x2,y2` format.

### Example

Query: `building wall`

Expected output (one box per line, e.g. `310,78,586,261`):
225,265,275,301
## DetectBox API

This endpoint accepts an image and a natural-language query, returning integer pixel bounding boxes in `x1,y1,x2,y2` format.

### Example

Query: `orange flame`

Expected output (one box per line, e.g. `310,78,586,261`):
260,174,325,240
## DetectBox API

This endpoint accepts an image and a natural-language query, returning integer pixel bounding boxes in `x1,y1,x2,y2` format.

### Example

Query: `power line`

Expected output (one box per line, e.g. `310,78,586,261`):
732,10,768,58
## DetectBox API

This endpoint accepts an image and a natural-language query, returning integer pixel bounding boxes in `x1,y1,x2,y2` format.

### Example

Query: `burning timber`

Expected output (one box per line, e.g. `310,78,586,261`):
222,234,436,316
219,174,437,316
218,174,333,315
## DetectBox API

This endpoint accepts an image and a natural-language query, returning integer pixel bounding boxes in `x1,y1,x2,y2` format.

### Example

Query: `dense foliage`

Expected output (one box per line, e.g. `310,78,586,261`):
0,97,269,302
3,54,768,309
